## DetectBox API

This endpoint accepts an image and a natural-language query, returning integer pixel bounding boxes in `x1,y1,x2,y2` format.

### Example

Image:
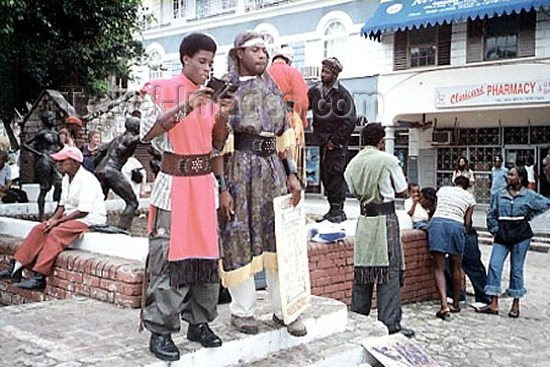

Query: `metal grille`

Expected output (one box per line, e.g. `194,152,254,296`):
458,128,500,146
469,146,502,172
531,126,550,145
504,127,529,145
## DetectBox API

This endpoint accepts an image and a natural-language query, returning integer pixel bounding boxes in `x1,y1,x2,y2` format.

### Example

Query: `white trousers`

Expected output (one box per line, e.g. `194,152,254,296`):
229,269,283,319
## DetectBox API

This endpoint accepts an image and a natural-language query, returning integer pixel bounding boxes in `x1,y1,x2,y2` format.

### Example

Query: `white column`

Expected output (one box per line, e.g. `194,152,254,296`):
384,126,395,155
408,128,420,183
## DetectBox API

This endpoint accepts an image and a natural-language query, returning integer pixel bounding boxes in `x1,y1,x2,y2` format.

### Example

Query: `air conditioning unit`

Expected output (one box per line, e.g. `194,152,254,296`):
431,131,452,145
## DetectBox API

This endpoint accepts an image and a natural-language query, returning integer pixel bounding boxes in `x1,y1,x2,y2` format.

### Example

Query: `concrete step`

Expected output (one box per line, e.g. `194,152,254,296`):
146,294,349,367
238,310,389,367
476,229,550,253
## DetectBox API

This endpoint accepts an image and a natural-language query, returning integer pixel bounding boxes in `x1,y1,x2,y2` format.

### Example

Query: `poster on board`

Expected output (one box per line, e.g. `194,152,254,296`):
363,334,440,367
273,193,310,324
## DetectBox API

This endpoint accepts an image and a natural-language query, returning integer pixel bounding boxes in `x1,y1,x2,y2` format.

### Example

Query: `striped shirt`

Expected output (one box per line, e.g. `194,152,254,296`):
432,186,476,224
139,93,174,211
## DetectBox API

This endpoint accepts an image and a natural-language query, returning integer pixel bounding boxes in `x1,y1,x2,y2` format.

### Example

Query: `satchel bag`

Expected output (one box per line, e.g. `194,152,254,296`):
130,168,144,184
494,218,533,246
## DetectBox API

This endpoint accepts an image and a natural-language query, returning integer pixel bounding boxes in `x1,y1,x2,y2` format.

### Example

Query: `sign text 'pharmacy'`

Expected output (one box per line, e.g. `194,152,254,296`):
436,80,550,108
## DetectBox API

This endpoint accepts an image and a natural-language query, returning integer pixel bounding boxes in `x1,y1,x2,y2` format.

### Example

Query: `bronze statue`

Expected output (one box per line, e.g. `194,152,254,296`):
23,111,63,221
94,116,141,230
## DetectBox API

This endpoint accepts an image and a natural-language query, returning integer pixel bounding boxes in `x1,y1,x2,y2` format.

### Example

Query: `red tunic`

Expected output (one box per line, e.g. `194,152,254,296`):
142,73,219,262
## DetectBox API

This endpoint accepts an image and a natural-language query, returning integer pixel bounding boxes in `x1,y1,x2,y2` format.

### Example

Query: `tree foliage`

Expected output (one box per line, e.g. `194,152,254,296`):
0,0,147,147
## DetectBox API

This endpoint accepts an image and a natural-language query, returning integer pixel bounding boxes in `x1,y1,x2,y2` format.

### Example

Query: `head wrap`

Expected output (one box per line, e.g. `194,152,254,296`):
228,31,266,73
272,46,294,64
322,57,343,74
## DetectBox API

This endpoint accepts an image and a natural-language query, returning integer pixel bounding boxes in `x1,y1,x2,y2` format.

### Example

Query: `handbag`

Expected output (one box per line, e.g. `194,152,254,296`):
494,218,533,246
130,167,144,184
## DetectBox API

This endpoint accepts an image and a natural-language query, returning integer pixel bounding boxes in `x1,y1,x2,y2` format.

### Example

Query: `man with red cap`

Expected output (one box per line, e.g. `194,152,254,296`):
0,145,106,290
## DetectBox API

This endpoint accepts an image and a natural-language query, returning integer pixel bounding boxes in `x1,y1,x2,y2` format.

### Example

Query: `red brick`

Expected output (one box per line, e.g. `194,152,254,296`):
116,264,144,284
65,271,83,284
82,274,101,288
90,288,114,303
47,286,67,299
115,293,141,308
74,283,90,296
48,277,71,290
116,283,142,296
100,278,118,292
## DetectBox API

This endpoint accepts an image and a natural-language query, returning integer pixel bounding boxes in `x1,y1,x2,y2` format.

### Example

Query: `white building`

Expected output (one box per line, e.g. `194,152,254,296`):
133,0,382,193
362,0,550,201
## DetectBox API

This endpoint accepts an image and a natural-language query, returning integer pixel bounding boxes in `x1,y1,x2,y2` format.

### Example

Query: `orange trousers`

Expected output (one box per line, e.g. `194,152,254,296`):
14,220,89,275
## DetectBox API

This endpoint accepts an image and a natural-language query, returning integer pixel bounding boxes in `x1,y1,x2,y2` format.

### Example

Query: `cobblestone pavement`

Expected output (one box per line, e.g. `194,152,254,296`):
399,243,550,367
1,243,549,366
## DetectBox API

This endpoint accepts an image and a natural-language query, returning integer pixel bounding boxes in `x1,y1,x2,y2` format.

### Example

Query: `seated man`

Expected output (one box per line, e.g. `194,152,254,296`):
0,146,106,290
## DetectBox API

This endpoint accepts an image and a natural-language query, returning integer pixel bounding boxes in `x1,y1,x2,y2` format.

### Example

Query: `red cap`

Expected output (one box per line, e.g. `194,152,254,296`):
66,116,83,126
51,146,83,163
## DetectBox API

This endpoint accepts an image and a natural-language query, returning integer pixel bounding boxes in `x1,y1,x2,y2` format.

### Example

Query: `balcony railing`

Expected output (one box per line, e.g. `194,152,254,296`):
244,0,296,11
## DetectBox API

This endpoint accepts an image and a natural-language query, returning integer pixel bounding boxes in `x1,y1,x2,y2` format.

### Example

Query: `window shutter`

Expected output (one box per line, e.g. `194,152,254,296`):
394,30,408,71
437,23,451,66
518,10,536,57
466,19,483,63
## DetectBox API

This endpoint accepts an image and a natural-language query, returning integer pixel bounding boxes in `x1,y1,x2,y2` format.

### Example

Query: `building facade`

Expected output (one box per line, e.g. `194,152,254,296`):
132,0,385,191
362,0,550,202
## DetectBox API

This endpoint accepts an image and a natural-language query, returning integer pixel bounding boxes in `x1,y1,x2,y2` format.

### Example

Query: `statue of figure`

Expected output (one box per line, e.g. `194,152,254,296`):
147,145,162,178
94,116,141,230
23,111,63,221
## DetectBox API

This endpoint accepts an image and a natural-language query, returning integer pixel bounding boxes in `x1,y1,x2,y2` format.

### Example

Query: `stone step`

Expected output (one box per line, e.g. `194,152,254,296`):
238,309,389,367
476,229,550,253
145,294,349,367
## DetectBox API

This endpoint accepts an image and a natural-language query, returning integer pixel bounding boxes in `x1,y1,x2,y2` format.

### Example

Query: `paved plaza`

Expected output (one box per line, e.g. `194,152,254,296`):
1,195,549,366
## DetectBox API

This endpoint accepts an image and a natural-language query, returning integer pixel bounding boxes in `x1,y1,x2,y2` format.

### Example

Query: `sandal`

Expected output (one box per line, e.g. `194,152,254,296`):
435,309,451,321
475,305,499,315
508,309,520,318
449,305,461,313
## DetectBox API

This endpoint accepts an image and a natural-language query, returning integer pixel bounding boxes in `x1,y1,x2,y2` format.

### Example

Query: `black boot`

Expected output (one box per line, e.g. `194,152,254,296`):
316,202,337,222
16,273,46,291
325,203,347,223
0,259,15,279
187,323,222,348
149,333,180,361
0,260,23,283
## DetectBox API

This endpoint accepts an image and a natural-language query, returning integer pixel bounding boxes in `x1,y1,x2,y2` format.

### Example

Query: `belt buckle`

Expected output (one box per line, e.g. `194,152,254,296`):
263,138,275,153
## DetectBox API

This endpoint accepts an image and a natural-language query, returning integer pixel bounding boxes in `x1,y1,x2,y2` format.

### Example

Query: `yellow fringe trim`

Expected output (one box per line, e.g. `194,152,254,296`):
276,127,296,153
219,252,278,288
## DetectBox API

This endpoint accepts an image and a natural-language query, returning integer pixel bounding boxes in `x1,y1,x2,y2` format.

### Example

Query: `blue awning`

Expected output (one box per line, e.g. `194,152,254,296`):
362,0,548,39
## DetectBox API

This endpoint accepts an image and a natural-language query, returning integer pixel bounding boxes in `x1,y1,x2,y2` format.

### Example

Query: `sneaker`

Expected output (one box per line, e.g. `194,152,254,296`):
231,314,258,335
272,314,307,337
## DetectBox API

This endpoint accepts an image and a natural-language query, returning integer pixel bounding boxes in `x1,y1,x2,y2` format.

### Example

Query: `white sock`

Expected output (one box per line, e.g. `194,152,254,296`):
12,261,23,274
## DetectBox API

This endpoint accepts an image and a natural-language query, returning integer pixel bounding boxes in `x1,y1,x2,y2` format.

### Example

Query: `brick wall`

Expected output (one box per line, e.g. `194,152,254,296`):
1,229,438,309
0,237,143,308
308,229,438,305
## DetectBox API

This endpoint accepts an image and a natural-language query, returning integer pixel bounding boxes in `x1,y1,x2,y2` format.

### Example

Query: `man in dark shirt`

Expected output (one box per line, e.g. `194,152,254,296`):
308,57,357,223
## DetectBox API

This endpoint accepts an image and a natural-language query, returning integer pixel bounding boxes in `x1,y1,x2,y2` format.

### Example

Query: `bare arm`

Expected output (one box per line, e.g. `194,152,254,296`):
464,205,474,231
279,148,301,207
142,89,215,143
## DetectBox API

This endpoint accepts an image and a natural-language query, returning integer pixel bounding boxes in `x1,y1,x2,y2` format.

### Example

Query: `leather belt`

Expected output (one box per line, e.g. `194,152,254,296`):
160,152,212,177
360,201,395,217
234,133,276,157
